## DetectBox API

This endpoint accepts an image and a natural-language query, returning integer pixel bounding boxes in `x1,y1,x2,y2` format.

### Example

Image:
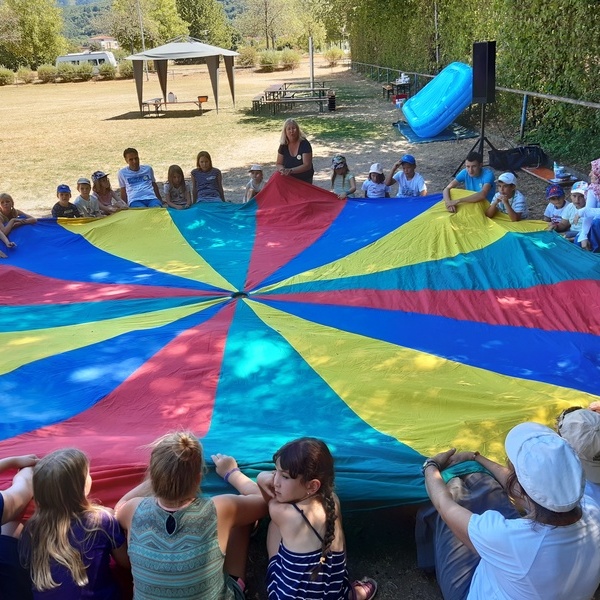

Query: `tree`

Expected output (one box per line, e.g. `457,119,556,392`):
108,0,187,52
235,0,324,49
0,0,66,69
176,0,233,48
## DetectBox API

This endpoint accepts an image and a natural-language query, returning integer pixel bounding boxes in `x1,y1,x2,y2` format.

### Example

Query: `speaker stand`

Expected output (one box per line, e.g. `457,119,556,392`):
453,103,498,176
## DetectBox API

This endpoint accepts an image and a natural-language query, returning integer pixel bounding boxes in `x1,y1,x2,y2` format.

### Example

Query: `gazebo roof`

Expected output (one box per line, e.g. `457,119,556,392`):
126,36,238,115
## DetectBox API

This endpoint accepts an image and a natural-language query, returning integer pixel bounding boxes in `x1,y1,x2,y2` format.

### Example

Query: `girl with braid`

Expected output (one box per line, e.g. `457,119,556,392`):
213,437,377,600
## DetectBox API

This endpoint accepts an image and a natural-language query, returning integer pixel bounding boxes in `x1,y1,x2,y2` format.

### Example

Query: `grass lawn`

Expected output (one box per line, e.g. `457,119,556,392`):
1,59,388,216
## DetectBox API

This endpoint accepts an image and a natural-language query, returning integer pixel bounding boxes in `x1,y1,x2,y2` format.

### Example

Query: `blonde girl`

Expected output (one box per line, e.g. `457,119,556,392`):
330,155,356,199
164,164,192,209
191,151,225,203
0,193,36,235
214,438,377,600
19,449,128,598
116,431,266,599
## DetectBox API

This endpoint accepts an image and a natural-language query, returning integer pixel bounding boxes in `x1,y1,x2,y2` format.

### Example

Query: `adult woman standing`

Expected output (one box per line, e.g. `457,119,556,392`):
421,422,600,600
116,431,267,599
276,119,314,184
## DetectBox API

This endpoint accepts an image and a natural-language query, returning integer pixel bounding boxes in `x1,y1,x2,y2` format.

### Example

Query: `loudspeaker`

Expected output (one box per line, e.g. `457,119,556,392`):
472,41,496,104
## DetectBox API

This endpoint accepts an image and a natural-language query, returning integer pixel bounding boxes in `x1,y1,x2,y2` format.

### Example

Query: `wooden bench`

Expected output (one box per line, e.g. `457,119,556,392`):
252,94,264,113
143,95,209,116
262,96,326,114
162,95,209,114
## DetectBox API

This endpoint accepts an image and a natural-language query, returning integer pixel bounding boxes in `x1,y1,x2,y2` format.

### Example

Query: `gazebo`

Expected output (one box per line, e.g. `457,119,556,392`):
126,36,238,115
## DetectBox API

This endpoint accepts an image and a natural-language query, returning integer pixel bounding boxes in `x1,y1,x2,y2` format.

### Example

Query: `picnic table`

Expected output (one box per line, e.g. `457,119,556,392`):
254,82,331,114
282,80,328,90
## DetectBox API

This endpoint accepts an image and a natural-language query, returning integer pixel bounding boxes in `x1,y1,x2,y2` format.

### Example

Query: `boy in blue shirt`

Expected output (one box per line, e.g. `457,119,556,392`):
443,151,496,213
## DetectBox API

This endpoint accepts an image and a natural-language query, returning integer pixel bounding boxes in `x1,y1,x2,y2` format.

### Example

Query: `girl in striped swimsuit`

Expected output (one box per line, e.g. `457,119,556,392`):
215,437,377,600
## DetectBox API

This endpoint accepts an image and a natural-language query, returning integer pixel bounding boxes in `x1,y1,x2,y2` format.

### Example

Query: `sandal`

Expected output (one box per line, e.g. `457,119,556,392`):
351,577,378,600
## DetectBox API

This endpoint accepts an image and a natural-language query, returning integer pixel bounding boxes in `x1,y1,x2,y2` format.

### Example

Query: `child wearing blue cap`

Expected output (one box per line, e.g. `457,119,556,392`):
385,154,427,197
52,185,81,218
543,184,569,226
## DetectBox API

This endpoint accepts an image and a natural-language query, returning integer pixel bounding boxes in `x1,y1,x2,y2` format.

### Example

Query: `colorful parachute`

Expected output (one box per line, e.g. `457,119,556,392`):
1,174,599,508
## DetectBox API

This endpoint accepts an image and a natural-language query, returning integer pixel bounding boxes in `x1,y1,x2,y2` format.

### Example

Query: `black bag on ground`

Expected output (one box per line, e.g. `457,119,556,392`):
488,145,548,171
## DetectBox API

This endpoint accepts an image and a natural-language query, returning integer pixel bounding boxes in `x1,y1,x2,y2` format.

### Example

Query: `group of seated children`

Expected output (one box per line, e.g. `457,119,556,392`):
330,154,427,200
4,147,600,254
0,435,377,600
51,148,266,219
444,151,600,249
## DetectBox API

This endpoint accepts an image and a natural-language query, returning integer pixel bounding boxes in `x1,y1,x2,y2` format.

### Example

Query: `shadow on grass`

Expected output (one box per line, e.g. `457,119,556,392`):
105,109,213,121
238,70,391,144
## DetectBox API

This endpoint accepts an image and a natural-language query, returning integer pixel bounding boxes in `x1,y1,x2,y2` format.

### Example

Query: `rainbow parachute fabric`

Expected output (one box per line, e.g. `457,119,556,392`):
1,174,599,508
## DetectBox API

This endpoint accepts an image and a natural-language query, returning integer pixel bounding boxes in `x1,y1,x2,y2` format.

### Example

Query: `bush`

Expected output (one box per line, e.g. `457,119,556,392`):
236,46,258,68
323,47,344,67
57,62,78,82
118,60,134,79
0,67,15,86
281,49,301,71
259,50,280,73
37,64,58,83
16,67,35,84
76,62,94,81
98,63,116,80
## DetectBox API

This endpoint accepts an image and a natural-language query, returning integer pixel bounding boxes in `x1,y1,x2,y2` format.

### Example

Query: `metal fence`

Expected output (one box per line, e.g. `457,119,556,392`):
350,61,600,141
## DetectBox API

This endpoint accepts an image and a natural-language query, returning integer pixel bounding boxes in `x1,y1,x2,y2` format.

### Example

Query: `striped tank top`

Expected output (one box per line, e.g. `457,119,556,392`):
267,542,350,600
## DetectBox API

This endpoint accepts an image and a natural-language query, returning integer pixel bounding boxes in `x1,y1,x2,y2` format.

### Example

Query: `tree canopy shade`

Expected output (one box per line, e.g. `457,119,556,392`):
126,36,238,114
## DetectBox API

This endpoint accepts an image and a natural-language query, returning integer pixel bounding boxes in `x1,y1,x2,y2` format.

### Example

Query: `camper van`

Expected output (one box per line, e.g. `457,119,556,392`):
55,51,117,74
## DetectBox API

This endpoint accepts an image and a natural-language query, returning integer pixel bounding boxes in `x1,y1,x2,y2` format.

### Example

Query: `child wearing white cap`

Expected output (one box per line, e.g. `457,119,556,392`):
485,172,529,221
244,165,265,203
74,177,103,217
420,422,600,600
361,163,390,199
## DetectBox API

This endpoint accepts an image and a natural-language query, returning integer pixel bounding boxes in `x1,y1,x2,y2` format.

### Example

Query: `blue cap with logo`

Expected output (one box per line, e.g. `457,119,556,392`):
546,184,565,199
57,184,71,194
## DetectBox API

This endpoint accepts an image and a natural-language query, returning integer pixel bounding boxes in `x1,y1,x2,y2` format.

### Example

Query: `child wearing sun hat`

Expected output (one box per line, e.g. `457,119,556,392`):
244,165,265,202
361,163,390,199
330,155,356,199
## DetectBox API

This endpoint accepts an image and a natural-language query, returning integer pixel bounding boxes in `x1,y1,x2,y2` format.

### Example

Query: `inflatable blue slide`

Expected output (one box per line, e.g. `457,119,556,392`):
402,62,472,138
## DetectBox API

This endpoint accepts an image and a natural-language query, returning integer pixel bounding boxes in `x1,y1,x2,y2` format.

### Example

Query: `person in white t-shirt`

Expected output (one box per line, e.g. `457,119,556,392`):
553,181,588,241
421,422,600,600
543,184,569,225
385,154,427,197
